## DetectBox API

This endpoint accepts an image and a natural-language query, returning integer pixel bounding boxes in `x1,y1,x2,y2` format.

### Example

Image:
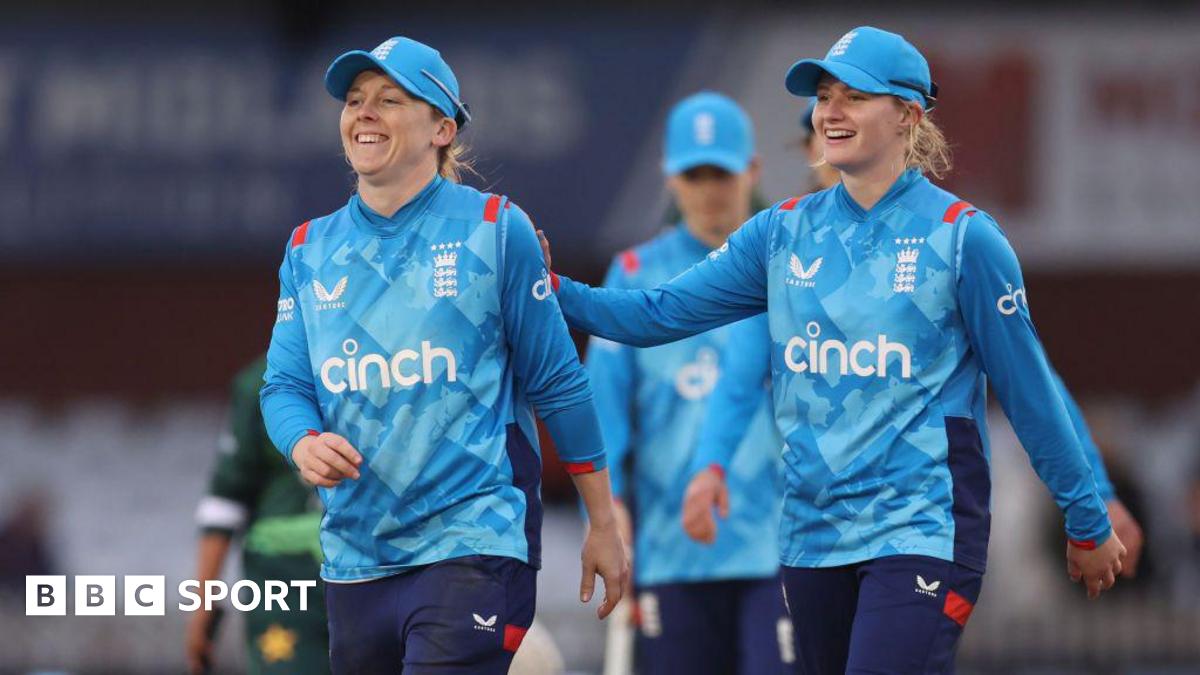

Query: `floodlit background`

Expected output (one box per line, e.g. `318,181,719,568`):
1,2,1199,673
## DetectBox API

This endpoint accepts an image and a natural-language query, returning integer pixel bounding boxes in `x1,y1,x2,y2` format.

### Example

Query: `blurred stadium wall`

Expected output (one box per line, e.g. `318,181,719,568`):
1,5,1198,400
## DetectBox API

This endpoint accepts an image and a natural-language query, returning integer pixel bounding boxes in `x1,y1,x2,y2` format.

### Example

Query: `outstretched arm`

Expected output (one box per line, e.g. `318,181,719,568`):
544,208,776,347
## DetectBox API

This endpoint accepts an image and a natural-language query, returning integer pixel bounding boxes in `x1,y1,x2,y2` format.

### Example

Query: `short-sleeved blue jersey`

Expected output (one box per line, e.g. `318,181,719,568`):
554,168,1111,572
261,176,606,582
588,226,782,586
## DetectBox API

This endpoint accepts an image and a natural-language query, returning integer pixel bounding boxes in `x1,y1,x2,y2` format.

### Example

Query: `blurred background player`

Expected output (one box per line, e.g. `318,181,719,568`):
587,92,792,674
682,97,836,548
187,356,328,675
259,36,627,674
538,25,1126,674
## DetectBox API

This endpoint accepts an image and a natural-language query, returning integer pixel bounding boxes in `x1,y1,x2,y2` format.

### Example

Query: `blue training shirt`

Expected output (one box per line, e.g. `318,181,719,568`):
554,168,1111,572
588,225,782,586
261,175,606,582
695,339,1117,504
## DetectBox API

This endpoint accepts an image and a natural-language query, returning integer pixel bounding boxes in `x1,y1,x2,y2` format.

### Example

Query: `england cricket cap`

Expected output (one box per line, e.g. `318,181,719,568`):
325,36,472,128
785,27,938,110
662,91,755,176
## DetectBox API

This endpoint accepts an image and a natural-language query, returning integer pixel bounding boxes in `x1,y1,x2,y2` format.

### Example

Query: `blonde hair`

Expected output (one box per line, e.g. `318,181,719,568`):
903,106,952,180
437,139,476,183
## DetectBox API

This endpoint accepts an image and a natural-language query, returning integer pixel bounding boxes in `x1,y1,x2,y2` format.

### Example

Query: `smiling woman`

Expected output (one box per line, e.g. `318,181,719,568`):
540,24,1128,675
258,35,629,675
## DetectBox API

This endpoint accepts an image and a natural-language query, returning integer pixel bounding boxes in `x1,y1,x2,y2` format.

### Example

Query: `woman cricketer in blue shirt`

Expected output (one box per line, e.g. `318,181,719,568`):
538,26,1126,674
260,36,628,674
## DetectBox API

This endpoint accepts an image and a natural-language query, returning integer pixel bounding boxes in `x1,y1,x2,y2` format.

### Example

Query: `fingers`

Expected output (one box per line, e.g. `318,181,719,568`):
1087,576,1102,600
320,433,363,466
311,443,361,480
536,229,553,268
683,506,715,544
1122,534,1143,578
1067,557,1082,583
580,559,596,604
716,483,730,520
296,434,363,487
596,561,628,620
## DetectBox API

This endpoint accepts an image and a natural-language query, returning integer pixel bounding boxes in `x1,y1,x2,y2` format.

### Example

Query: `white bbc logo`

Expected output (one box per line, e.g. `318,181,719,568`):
27,575,314,616
28,575,166,616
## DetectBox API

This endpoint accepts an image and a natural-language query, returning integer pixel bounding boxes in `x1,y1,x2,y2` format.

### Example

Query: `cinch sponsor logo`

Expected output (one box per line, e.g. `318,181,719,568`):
784,321,912,379
26,576,316,616
320,339,458,394
531,269,553,301
675,347,719,400
996,283,1028,316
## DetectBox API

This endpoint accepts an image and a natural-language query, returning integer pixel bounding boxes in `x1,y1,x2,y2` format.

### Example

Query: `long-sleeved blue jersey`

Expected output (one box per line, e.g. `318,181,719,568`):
588,226,782,586
554,168,1111,571
694,336,1118,504
261,175,606,582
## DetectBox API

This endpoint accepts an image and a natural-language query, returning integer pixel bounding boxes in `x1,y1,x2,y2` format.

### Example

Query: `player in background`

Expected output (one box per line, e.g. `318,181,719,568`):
681,98,839,546
588,92,792,674
187,356,328,675
259,36,627,674
537,26,1125,674
685,105,1145,578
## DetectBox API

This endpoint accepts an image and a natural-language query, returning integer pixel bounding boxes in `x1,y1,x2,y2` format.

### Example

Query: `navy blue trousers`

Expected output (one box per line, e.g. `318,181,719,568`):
782,555,983,675
636,575,796,674
325,555,536,674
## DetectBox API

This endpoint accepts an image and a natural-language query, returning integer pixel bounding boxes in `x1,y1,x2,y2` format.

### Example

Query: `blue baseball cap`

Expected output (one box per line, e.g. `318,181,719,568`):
662,92,755,175
785,27,938,110
325,36,472,129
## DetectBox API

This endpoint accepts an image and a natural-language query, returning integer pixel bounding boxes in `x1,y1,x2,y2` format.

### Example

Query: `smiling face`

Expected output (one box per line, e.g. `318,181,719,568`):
339,69,455,187
812,75,919,177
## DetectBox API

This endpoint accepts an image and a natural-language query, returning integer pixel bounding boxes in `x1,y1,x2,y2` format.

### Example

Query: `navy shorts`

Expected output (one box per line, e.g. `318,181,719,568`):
782,555,983,675
325,555,536,675
636,575,796,675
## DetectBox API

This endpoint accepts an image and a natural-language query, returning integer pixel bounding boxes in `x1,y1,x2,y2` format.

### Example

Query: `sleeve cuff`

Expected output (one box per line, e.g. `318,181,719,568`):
281,428,320,469
542,401,607,474
1065,500,1113,547
1068,527,1112,550
690,441,733,478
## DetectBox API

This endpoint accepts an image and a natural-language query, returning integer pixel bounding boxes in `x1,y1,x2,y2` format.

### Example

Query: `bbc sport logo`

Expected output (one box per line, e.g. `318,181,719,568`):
26,575,317,616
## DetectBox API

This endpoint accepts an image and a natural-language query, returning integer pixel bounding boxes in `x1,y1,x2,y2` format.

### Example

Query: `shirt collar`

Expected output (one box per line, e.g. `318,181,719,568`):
833,167,924,220
349,174,445,236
